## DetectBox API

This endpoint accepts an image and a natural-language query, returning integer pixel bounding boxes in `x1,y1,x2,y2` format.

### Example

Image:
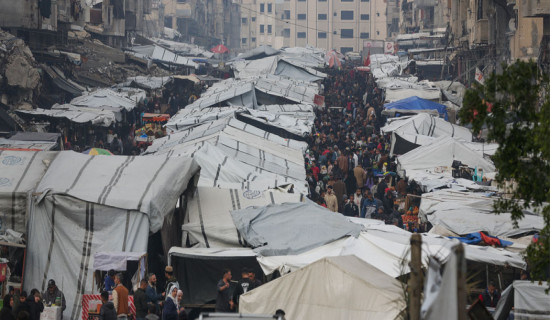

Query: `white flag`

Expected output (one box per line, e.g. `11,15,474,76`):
475,67,485,84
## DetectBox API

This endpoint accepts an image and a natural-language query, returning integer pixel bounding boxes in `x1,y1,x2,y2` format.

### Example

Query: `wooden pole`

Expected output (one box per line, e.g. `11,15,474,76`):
409,233,423,320
455,243,467,320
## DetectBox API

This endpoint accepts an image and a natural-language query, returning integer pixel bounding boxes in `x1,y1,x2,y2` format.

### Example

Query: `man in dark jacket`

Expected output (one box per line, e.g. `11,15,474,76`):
42,279,66,317
99,291,117,320
233,268,253,311
134,280,148,320
14,292,31,318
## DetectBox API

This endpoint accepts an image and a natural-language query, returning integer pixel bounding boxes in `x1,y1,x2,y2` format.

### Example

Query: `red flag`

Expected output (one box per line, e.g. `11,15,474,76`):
364,50,371,67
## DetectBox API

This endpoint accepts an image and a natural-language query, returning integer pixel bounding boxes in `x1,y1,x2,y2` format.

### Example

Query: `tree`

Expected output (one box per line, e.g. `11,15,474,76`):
459,60,550,289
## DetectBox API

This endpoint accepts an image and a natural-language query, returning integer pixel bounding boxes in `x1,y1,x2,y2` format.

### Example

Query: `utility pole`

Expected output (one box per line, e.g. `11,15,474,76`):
409,233,423,320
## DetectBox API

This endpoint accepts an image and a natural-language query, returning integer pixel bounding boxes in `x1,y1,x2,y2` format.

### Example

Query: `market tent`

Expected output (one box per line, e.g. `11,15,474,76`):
381,114,472,141
397,136,496,175
232,56,326,82
167,247,262,305
70,88,140,111
124,76,173,90
419,190,543,238
231,202,362,256
151,38,214,58
239,255,406,320
93,251,146,272
0,132,61,151
494,281,550,320
383,96,448,120
0,151,57,234
24,152,199,320
233,45,280,60
182,187,304,248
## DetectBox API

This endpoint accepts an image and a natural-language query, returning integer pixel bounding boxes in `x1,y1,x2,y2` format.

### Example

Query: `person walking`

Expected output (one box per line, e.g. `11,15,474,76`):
112,274,129,319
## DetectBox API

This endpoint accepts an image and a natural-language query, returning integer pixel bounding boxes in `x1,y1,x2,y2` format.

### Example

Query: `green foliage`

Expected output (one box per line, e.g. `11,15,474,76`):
459,60,550,290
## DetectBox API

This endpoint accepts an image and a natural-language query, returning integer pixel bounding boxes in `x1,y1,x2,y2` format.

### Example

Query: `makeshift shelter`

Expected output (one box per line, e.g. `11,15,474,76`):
239,255,406,320
0,151,57,234
396,136,496,175
25,151,199,320
383,96,448,120
70,88,140,111
16,104,118,127
231,202,362,256
233,45,280,61
419,189,543,238
232,56,326,82
494,281,550,320
0,132,62,151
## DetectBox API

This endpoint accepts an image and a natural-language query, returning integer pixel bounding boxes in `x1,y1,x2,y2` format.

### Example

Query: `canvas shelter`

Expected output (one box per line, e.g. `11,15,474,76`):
494,281,550,320
419,189,543,238
396,136,496,175
0,132,62,151
24,151,199,320
232,56,326,82
16,104,118,127
239,255,406,320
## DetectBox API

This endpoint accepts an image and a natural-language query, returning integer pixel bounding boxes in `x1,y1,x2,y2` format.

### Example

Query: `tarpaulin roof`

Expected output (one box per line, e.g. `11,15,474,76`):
233,45,280,61
381,114,472,141
42,65,86,96
383,96,448,120
0,151,57,234
494,281,550,320
150,38,214,58
419,189,543,238
124,76,173,90
397,136,495,174
239,255,406,320
71,88,139,111
182,187,305,248
231,202,362,256
16,104,117,127
92,251,146,271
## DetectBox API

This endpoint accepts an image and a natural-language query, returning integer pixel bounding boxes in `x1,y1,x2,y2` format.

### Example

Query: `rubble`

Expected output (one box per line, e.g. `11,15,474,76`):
0,30,42,108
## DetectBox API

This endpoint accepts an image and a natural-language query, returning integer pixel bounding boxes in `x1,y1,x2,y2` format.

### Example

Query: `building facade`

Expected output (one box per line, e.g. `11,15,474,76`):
238,0,390,52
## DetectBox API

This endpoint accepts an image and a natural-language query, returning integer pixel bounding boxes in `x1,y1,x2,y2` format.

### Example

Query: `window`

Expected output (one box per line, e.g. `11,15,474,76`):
319,0,327,2
260,3,265,12
340,47,353,54
341,11,353,20
297,32,306,38
260,24,265,33
251,17,256,21
297,13,306,20
283,28,290,37
252,37,256,42
267,3,272,13
267,24,272,33
164,16,172,28
376,12,380,16
318,32,327,38
340,29,353,38
177,0,186,3
477,0,484,20
242,38,247,44
341,0,353,2
242,17,248,24
318,13,327,20
361,0,369,2
284,10,290,19
298,0,305,2
360,14,369,20
360,32,369,39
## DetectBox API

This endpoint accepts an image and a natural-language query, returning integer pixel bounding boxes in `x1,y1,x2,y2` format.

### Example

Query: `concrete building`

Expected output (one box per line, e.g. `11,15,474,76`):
238,0,285,49
277,0,387,53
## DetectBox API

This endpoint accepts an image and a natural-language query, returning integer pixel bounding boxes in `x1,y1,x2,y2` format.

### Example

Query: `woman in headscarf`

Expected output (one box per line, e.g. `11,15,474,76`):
0,294,15,320
162,285,178,320
176,290,187,320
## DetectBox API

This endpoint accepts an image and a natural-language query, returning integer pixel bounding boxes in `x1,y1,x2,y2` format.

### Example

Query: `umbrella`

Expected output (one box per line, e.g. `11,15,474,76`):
211,44,229,54
82,148,113,155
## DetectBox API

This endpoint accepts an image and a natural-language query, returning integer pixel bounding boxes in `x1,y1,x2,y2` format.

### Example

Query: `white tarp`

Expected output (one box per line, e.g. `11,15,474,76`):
242,109,313,136
397,136,495,174
182,187,304,248
231,202,362,256
71,88,140,111
369,54,409,79
123,76,173,90
0,151,57,234
239,256,406,320
256,104,315,121
385,88,442,102
493,281,550,320
92,251,146,271
150,39,214,58
150,45,198,68
25,151,199,320
16,104,117,127
232,56,326,82
419,190,543,237
421,249,460,320
258,225,526,278
382,114,473,141
0,138,57,151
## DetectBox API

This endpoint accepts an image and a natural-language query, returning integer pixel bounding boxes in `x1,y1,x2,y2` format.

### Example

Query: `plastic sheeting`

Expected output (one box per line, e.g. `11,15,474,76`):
16,105,117,127
494,281,550,320
397,136,496,174
182,187,304,248
71,88,140,111
383,96,448,120
419,190,543,237
382,114,472,141
421,250,460,320
92,251,146,271
239,256,406,320
124,76,173,90
231,202,362,256
233,45,280,60
0,151,57,234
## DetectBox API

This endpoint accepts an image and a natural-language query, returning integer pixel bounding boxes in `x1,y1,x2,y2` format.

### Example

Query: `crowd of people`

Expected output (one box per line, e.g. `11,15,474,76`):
304,65,425,232
0,279,65,320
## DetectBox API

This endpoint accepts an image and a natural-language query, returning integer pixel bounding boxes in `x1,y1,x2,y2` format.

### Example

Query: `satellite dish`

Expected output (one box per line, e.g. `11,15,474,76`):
509,18,516,32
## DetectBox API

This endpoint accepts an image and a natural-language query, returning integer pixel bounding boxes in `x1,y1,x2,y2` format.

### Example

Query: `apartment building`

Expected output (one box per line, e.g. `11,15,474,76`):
237,0,390,51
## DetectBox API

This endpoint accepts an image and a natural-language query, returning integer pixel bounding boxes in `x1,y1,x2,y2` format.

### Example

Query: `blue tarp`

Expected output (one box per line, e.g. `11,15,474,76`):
384,96,448,120
450,232,513,247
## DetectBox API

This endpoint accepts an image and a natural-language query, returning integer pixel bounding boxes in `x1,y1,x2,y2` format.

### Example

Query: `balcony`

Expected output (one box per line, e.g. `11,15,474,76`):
522,0,550,17
474,19,488,43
